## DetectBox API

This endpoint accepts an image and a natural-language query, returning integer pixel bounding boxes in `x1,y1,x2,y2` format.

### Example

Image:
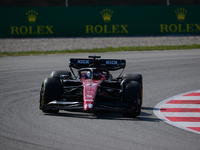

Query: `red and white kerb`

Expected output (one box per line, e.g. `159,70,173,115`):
154,90,200,134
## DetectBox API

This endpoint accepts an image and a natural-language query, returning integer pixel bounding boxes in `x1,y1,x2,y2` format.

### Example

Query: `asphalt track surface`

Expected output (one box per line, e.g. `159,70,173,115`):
0,50,200,150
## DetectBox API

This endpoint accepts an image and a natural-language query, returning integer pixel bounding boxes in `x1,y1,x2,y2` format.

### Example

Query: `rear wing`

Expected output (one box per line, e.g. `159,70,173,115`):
69,58,126,71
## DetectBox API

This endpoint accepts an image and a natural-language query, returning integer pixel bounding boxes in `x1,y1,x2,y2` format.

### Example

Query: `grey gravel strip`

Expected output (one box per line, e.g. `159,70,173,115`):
0,36,200,52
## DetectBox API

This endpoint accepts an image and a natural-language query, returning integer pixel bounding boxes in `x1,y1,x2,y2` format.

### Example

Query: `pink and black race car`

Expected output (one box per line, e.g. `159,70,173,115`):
39,56,143,117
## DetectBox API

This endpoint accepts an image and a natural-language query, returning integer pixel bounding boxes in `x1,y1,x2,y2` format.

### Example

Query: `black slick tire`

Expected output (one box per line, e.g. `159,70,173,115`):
122,81,142,118
122,73,143,107
51,71,71,78
122,74,142,89
40,77,61,113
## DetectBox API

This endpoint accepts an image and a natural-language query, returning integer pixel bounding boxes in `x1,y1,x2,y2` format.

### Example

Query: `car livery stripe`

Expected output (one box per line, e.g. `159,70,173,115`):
154,90,200,135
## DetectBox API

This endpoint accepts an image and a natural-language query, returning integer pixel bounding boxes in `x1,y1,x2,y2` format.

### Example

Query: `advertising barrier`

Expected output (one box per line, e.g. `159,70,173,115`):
0,5,200,37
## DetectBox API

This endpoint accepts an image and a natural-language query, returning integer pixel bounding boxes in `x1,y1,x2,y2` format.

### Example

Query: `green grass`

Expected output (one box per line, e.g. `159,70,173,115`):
1,44,200,57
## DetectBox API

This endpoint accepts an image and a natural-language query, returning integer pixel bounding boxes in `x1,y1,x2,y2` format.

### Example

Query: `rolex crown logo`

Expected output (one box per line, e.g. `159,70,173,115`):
101,9,113,23
26,10,38,24
175,8,187,22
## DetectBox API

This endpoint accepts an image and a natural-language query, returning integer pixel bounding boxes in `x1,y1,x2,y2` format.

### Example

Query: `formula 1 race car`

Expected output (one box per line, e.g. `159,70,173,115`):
39,56,143,117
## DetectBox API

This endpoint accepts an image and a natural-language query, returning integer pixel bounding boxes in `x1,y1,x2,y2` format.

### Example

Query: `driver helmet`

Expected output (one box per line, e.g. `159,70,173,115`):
87,71,91,78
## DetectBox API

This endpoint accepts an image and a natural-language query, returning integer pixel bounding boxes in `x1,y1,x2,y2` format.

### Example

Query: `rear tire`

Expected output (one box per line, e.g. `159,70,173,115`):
40,78,61,113
122,73,143,107
51,71,71,78
122,74,142,89
122,81,142,117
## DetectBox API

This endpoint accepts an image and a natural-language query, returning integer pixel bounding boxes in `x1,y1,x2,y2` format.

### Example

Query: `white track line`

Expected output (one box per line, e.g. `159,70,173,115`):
161,104,200,108
171,96,200,100
161,112,200,117
174,122,200,127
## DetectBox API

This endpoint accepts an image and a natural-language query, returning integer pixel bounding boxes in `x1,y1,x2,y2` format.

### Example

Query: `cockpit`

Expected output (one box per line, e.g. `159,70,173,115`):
78,68,108,80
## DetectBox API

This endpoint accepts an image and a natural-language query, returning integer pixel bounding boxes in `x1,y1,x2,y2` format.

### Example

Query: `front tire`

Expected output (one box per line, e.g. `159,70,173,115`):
122,81,142,117
40,78,61,113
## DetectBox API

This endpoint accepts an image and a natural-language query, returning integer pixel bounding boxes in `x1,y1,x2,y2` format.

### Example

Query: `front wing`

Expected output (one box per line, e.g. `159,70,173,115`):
43,100,138,113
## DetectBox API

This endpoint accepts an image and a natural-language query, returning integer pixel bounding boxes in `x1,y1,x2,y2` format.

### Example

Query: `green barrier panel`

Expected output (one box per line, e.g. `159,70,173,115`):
0,5,200,37
145,5,200,35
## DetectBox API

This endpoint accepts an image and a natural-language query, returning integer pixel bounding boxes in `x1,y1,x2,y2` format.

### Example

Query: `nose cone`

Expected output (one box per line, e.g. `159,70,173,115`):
82,79,99,110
